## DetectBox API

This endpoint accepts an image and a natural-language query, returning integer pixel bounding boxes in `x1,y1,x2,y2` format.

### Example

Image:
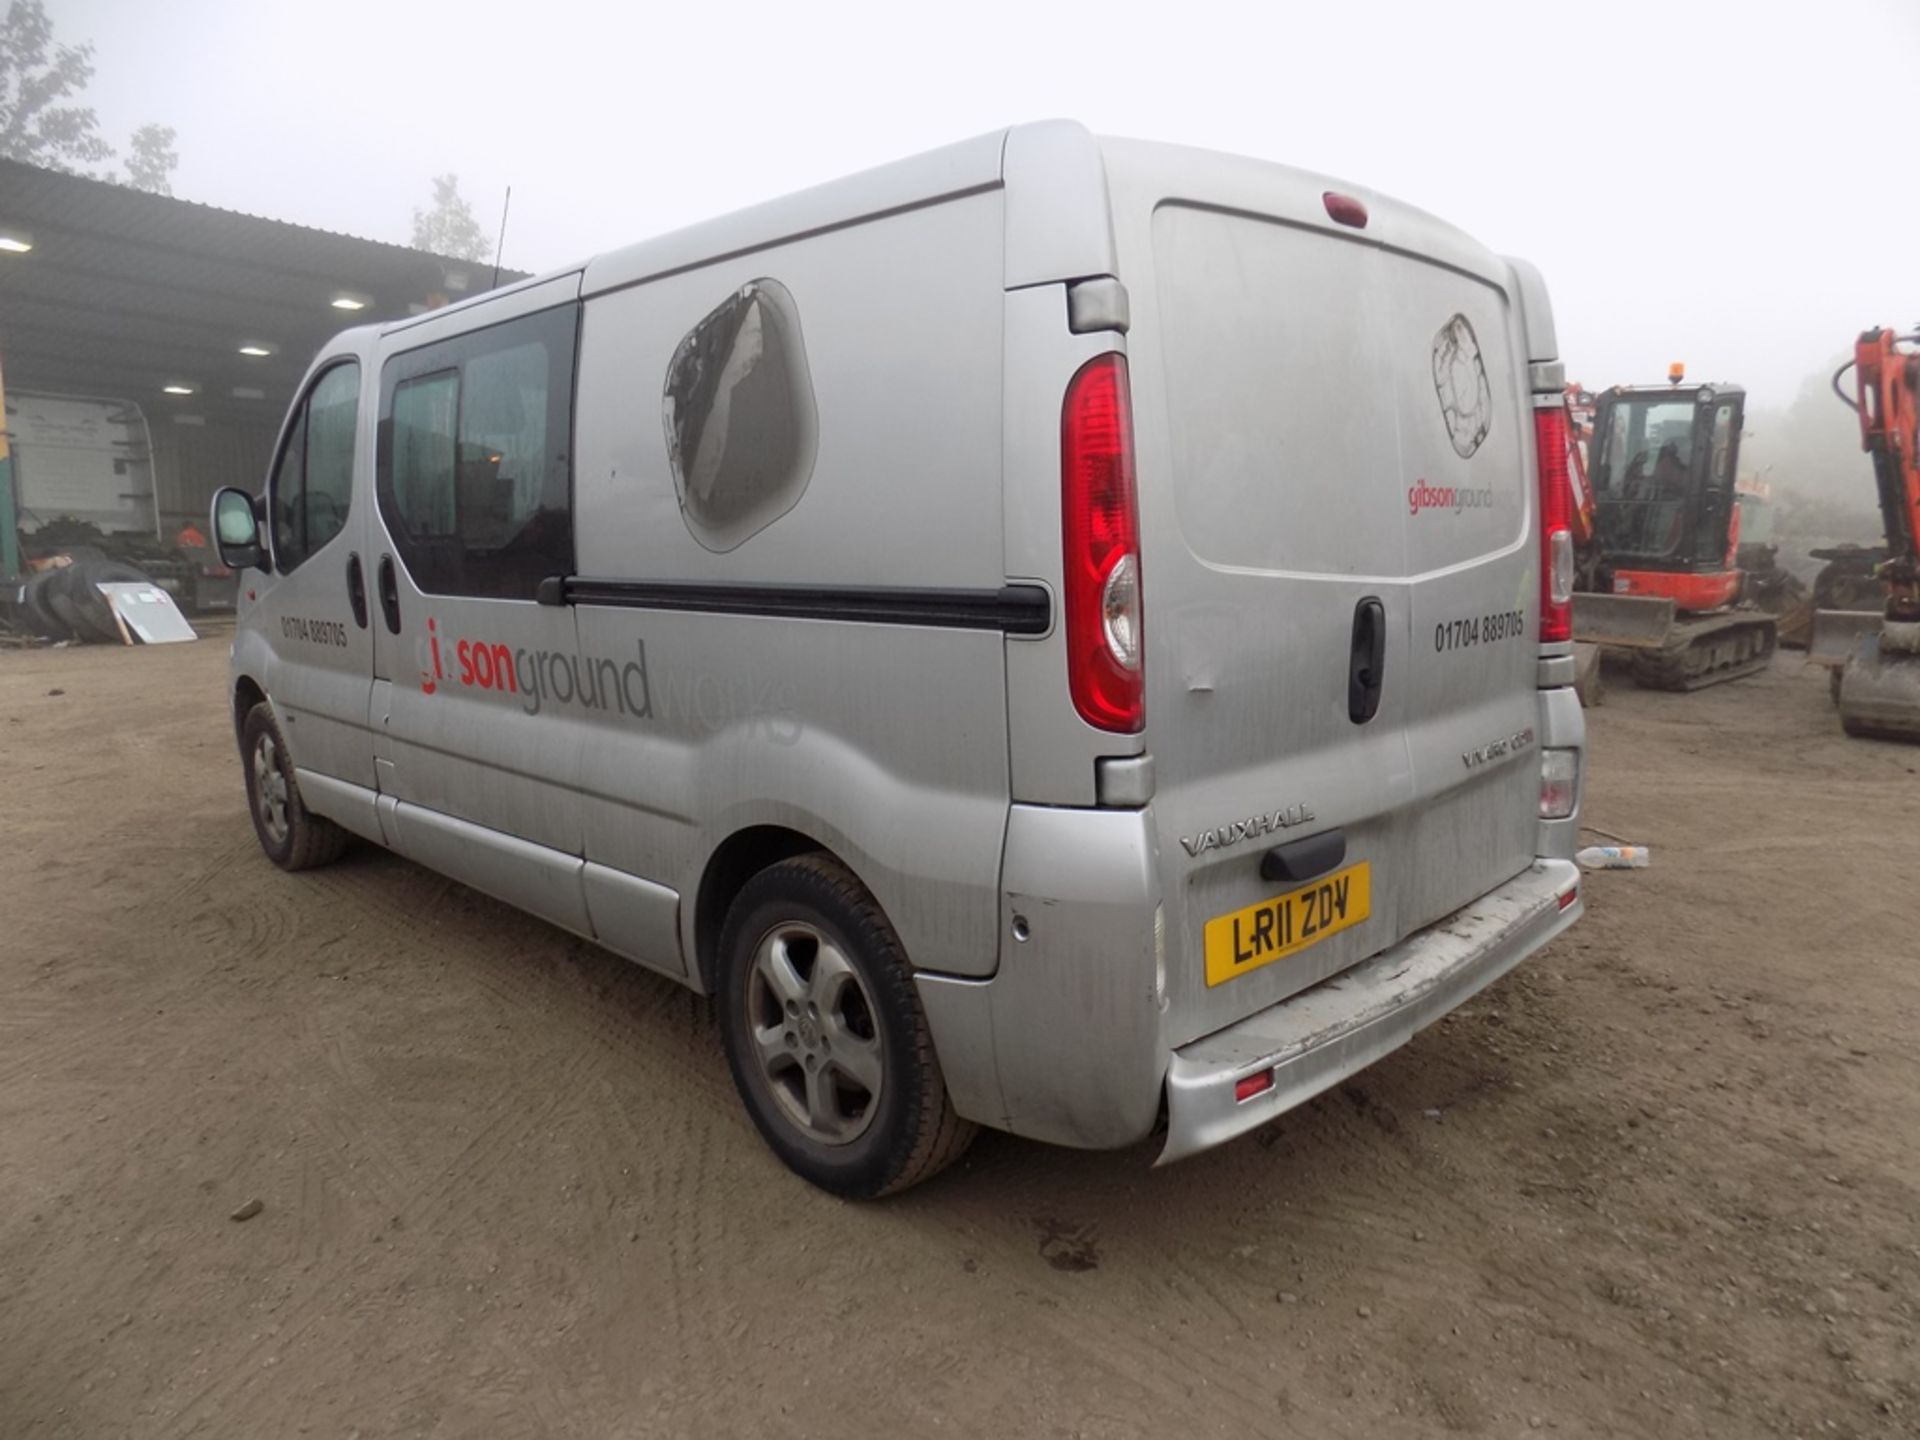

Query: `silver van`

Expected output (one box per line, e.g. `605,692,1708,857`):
212,121,1586,1197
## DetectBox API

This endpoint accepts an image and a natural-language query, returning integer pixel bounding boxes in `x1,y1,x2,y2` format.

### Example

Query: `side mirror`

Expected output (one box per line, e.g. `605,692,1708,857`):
211,487,267,572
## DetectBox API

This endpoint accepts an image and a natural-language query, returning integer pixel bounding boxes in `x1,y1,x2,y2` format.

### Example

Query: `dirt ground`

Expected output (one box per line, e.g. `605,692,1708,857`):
2,632,1915,1440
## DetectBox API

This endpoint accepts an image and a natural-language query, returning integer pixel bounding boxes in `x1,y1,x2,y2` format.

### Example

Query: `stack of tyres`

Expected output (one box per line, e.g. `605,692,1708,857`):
14,551,152,643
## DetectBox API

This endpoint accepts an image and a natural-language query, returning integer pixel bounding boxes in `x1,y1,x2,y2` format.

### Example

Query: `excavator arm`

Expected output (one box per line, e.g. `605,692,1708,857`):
1820,328,1920,738
1846,329,1920,603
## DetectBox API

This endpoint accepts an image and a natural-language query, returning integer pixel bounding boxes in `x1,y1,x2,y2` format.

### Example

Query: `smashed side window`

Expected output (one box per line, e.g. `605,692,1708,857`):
662,278,817,553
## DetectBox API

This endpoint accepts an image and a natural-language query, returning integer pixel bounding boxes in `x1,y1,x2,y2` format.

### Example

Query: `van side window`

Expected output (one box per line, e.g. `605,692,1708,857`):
376,304,578,600
662,278,817,552
269,361,360,572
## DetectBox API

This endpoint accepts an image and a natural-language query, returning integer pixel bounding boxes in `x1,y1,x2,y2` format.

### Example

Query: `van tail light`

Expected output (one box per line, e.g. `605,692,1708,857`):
1061,353,1144,732
1534,404,1575,644
1540,748,1579,819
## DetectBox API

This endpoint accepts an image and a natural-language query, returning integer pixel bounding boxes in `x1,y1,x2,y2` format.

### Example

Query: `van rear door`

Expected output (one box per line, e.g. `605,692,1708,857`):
1113,154,1540,1047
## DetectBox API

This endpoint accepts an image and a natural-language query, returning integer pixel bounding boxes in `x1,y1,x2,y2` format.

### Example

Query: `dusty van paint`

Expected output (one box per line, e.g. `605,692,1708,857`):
223,120,1584,1185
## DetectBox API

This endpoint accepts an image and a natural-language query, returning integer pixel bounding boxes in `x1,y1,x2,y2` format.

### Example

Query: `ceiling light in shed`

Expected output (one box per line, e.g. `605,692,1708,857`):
330,293,368,311
238,343,275,357
162,383,196,396
0,231,32,254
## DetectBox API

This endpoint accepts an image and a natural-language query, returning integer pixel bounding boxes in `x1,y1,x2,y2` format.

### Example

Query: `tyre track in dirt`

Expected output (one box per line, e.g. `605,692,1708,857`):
5,639,1918,1438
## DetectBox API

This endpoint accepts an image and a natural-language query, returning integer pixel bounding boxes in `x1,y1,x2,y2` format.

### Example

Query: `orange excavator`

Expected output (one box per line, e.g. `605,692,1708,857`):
1810,328,1920,740
1565,368,1778,689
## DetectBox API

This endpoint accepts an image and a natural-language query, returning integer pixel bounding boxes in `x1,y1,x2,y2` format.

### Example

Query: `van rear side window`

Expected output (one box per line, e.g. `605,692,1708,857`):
377,303,579,600
662,278,817,553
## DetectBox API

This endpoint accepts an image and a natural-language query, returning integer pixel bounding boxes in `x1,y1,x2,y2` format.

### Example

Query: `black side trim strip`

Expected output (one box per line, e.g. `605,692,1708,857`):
559,577,1051,635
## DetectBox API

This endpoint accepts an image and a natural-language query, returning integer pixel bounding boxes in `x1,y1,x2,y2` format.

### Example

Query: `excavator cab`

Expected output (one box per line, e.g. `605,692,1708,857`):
1571,380,1778,689
1589,385,1745,595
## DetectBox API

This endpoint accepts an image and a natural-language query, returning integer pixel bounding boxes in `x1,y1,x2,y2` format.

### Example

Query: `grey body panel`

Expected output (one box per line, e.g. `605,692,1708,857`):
1102,142,1544,1049
230,121,1583,1165
232,330,381,789
571,187,1011,980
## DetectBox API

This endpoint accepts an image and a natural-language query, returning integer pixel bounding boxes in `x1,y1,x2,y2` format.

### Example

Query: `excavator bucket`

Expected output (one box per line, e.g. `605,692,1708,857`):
1773,594,1816,650
1571,592,1677,651
1837,629,1920,741
1807,609,1882,671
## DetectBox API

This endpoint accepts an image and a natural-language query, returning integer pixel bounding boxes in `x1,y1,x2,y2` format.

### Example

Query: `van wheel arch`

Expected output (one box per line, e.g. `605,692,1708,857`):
233,675,268,750
696,826,869,996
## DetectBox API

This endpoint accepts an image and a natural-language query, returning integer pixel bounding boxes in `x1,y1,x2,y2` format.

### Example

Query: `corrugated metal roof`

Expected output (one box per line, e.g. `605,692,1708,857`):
0,158,529,423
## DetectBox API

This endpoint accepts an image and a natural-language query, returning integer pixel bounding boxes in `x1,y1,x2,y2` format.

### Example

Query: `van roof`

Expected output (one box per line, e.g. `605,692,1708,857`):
376,121,1517,340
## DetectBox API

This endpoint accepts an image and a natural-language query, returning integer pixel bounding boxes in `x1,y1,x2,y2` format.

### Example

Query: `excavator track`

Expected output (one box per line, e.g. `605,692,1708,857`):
1630,611,1779,691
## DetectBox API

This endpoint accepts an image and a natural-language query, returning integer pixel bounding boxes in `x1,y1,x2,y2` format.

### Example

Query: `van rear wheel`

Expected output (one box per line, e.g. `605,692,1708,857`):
717,854,975,1198
240,702,349,871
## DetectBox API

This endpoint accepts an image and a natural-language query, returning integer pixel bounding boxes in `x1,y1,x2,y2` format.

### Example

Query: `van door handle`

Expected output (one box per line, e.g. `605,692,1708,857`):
1348,596,1386,724
376,555,402,635
346,553,368,629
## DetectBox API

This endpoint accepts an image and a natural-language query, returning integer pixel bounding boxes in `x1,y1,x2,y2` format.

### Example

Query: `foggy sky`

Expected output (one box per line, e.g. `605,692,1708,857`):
41,0,1920,410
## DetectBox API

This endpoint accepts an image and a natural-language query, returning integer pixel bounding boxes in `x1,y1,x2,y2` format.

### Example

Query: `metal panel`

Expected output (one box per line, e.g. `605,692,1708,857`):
580,131,1006,300
913,973,1006,1129
1503,256,1560,365
582,862,685,979
1572,591,1678,649
238,336,380,791
1002,121,1117,289
389,800,593,937
1809,609,1883,669
985,803,1164,1149
568,189,1013,980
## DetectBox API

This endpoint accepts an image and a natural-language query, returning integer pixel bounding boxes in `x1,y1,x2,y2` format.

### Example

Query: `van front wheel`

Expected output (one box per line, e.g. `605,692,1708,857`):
240,702,348,871
718,854,975,1198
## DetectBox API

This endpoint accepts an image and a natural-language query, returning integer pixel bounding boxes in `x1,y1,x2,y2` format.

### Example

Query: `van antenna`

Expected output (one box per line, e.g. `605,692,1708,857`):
491,185,512,290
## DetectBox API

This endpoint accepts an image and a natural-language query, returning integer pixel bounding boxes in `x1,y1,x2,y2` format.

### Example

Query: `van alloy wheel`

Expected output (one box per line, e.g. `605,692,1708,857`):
717,854,975,1197
238,702,349,872
252,731,291,846
745,921,882,1145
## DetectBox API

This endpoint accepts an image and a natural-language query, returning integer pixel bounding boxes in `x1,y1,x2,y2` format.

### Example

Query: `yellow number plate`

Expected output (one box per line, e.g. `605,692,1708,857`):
1203,861,1372,987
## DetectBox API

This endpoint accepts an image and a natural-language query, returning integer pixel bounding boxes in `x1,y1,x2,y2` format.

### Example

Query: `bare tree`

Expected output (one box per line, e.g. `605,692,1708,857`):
124,122,177,195
0,0,115,172
0,0,179,190
411,174,491,262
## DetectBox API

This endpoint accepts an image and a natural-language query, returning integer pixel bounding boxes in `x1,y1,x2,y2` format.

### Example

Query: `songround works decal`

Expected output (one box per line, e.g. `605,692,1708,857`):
416,616,798,740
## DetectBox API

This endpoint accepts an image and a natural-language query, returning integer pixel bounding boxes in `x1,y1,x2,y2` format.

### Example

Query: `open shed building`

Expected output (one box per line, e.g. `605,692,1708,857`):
0,158,525,574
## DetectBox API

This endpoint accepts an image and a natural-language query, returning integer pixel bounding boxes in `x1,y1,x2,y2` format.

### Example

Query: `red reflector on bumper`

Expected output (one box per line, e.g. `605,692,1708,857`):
1558,887,1578,910
1234,1070,1275,1104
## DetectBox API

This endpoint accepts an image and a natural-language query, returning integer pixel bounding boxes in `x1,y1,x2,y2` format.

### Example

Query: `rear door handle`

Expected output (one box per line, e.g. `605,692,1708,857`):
346,553,368,629
376,555,402,635
1348,596,1386,724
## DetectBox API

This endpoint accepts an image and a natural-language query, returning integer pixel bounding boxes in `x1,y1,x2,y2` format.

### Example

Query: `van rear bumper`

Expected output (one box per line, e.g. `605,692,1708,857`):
1159,858,1581,1165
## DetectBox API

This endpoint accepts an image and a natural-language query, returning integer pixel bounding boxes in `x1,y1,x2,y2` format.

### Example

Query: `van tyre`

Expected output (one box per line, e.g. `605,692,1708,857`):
240,702,349,871
718,854,976,1198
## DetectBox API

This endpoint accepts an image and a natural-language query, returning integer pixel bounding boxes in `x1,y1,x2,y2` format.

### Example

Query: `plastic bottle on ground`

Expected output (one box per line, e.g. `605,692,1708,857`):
1576,845,1650,870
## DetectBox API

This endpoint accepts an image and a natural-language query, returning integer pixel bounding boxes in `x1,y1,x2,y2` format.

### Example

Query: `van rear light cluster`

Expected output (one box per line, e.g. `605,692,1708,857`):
1061,353,1144,732
1540,748,1579,819
1534,404,1575,643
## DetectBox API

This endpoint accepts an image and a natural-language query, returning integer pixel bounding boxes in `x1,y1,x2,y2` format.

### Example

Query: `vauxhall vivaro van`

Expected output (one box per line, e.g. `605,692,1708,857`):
212,121,1586,1197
